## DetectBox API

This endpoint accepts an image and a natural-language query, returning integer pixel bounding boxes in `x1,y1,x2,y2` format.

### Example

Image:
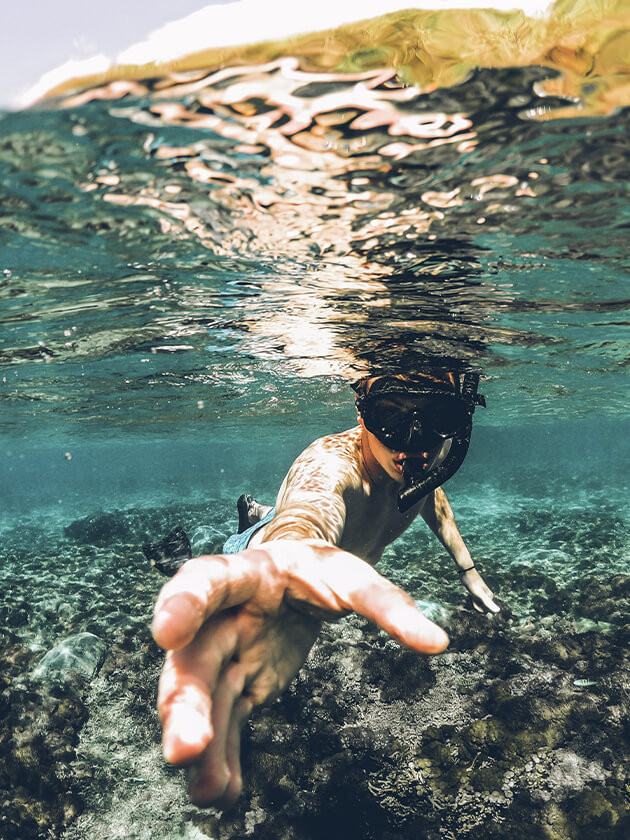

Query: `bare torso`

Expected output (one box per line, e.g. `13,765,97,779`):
249,426,422,564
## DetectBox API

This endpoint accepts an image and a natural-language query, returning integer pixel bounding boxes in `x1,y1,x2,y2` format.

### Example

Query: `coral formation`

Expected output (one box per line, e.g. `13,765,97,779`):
0,631,88,839
203,609,629,840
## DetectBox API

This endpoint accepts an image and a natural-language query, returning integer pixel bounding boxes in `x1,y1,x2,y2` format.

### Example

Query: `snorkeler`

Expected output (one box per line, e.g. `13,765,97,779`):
149,371,499,806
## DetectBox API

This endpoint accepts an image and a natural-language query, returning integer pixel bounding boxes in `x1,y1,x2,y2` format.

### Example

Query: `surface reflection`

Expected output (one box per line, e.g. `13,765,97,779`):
44,1,630,119
68,59,627,378
0,6,628,430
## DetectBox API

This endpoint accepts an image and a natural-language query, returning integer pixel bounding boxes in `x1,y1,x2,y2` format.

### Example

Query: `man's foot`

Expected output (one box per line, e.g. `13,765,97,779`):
237,494,255,533
236,494,272,533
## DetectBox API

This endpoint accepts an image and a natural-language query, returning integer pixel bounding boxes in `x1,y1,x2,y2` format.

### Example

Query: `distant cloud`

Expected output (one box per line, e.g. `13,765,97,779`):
71,35,100,56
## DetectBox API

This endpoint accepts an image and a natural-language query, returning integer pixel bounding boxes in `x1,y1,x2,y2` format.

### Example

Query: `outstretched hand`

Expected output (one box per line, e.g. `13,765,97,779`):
460,566,500,613
152,540,450,807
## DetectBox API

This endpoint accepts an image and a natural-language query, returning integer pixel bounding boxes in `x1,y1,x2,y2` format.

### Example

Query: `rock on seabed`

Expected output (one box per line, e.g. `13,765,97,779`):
32,632,107,684
0,630,89,840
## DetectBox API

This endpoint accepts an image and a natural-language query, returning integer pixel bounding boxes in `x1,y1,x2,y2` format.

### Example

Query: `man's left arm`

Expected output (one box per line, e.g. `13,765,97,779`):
419,487,500,614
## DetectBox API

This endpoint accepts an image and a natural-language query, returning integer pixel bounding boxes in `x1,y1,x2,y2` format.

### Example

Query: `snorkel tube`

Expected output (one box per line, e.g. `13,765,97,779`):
397,373,485,513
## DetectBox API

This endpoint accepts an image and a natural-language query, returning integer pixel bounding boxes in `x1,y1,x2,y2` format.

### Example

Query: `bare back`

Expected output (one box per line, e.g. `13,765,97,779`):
249,427,420,565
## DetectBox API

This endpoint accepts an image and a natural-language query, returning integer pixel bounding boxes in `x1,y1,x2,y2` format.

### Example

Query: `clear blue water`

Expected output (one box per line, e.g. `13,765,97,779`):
0,25,629,840
0,60,628,652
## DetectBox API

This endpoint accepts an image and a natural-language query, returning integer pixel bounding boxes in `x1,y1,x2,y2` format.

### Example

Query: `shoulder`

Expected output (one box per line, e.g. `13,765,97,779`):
268,428,362,544
284,427,362,494
302,426,362,460
294,426,362,473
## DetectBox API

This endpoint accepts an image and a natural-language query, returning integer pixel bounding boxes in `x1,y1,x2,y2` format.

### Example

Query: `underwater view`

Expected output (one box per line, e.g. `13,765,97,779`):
1,2,629,838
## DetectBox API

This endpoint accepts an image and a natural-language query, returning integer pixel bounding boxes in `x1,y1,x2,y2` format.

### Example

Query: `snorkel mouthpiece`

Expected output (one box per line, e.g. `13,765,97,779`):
396,373,484,513
397,423,472,512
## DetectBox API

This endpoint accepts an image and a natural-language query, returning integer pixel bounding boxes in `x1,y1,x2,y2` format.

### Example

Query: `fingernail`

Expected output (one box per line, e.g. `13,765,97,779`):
431,626,450,651
401,606,450,652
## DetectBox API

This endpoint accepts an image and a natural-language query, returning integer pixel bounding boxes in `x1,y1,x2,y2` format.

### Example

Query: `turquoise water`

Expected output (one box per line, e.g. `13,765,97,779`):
1,64,628,634
1,417,627,654
0,42,629,840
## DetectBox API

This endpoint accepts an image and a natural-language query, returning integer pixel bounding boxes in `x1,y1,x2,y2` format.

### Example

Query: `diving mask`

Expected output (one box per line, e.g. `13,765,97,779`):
354,377,473,453
353,373,485,512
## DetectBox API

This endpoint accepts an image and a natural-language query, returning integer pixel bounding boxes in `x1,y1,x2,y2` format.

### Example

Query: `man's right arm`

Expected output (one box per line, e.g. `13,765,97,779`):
256,441,349,545
153,438,450,807
153,539,450,806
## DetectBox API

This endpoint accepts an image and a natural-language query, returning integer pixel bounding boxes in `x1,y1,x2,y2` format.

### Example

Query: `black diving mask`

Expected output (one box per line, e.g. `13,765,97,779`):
353,374,486,512
354,378,472,453
359,392,471,453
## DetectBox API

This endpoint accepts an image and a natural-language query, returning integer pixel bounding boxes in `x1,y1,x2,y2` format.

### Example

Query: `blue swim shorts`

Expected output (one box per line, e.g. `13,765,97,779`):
222,507,276,554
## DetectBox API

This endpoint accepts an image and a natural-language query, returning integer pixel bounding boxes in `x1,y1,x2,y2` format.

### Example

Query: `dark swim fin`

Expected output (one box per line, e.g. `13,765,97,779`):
142,527,192,577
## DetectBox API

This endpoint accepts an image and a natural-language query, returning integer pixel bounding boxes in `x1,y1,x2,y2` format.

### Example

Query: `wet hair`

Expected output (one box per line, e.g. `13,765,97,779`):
352,371,458,397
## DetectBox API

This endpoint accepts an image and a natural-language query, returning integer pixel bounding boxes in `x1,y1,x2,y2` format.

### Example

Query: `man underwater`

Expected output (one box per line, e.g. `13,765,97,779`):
149,370,499,806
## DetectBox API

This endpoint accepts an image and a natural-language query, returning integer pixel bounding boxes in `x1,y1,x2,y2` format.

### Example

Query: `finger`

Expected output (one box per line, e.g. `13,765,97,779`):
188,663,246,806
485,598,501,614
476,585,500,614
153,553,265,650
473,592,500,614
158,614,239,764
159,657,213,764
287,546,449,653
349,578,450,652
219,696,253,808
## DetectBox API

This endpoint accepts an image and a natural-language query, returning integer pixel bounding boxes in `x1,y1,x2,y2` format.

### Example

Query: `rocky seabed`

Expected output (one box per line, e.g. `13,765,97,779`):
0,507,628,839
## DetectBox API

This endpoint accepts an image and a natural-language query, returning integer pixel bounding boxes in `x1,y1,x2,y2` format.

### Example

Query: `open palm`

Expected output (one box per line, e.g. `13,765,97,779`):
153,541,450,806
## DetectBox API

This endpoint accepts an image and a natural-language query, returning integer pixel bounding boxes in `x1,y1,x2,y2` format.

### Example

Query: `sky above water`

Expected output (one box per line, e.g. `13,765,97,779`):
1,0,551,108
1,0,224,107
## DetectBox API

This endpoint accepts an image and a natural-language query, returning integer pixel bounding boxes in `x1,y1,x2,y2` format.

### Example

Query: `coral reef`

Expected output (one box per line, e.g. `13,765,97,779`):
0,630,88,840
0,503,628,839
202,607,629,840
